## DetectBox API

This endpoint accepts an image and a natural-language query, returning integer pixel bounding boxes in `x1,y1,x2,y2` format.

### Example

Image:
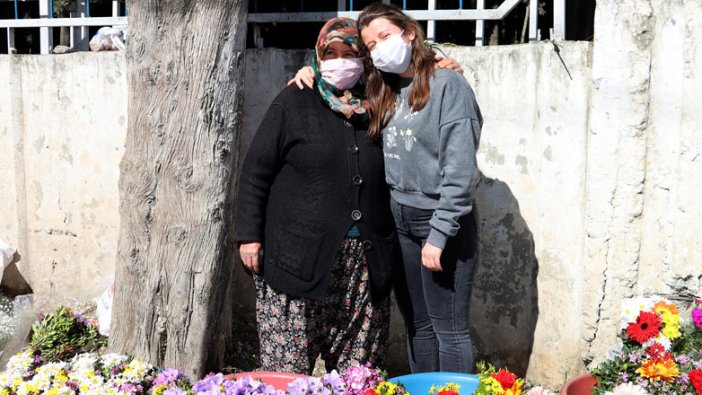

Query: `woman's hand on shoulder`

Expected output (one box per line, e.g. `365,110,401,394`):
239,242,263,274
435,56,464,75
287,66,315,89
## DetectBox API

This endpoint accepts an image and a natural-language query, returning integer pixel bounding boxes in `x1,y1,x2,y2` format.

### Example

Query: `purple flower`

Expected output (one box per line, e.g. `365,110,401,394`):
287,377,331,395
322,370,346,394
676,354,692,365
193,373,226,394
164,388,190,395
154,368,186,386
229,375,283,395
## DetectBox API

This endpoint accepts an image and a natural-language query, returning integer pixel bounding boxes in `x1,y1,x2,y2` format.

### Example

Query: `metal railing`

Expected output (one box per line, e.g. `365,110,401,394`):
1,0,566,55
1,0,126,54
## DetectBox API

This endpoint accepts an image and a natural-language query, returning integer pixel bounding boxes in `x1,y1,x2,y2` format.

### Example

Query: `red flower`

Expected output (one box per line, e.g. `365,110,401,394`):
626,311,662,343
491,369,518,390
689,369,702,394
436,391,460,395
644,342,668,360
363,390,378,395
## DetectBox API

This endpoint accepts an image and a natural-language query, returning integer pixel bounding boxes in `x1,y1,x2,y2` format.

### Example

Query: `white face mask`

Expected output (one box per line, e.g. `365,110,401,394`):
320,57,365,90
370,31,412,74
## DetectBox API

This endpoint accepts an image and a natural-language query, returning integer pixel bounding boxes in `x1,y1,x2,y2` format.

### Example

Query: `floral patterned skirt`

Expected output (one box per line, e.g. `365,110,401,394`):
255,238,390,374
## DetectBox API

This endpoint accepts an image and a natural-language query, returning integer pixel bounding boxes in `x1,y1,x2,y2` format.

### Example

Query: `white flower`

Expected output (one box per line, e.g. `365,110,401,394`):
644,334,672,351
0,371,22,388
100,353,129,369
35,361,68,379
119,358,153,382
5,351,35,376
604,382,649,395
70,352,100,371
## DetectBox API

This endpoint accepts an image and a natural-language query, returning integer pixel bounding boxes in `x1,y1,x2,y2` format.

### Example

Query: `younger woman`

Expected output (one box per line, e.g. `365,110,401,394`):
358,3,483,373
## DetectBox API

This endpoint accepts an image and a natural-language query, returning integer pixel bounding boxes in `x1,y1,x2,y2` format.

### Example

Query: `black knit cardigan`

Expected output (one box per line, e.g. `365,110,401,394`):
235,85,398,302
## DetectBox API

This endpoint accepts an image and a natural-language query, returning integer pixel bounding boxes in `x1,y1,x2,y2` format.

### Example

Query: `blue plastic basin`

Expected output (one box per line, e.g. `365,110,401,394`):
388,372,480,395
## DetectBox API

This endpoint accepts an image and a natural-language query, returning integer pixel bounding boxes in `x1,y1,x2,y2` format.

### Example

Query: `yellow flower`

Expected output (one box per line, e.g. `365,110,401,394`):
661,322,681,340
483,377,504,394
637,356,680,382
53,370,68,385
377,381,400,395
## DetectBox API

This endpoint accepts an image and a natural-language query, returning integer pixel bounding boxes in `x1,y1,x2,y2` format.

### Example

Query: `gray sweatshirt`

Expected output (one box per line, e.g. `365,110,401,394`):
383,68,482,249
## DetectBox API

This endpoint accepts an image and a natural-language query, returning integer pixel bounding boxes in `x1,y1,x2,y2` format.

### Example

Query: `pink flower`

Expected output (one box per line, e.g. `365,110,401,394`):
525,386,554,395
692,300,702,330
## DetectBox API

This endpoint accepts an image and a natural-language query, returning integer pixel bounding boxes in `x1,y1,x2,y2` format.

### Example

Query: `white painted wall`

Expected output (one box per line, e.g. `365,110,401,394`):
1,2,701,383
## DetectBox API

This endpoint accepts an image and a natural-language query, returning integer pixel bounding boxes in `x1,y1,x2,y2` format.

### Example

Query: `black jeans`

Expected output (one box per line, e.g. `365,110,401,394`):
390,197,478,373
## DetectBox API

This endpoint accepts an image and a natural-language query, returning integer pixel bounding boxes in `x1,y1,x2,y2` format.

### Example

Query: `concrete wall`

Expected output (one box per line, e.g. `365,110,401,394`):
0,53,127,306
440,42,592,384
581,0,702,368
1,2,701,384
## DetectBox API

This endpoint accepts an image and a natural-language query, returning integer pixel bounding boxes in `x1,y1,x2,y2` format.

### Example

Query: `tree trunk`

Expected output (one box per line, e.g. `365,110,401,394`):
110,0,248,379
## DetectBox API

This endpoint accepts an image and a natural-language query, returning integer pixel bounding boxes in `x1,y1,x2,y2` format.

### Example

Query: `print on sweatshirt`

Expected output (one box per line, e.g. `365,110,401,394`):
384,94,418,157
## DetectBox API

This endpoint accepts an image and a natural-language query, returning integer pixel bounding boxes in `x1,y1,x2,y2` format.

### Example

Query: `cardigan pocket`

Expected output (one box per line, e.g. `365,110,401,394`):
272,224,325,282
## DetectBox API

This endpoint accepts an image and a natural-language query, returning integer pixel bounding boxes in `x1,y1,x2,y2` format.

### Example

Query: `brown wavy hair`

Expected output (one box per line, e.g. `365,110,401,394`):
358,3,436,140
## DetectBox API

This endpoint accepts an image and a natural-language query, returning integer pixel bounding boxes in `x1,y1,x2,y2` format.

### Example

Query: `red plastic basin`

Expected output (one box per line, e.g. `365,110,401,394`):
231,371,310,390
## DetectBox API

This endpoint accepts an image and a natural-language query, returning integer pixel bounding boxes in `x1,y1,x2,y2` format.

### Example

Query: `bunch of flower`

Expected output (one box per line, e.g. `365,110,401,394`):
287,370,345,395
0,349,163,394
475,362,524,395
591,296,702,395
340,364,384,395
29,306,107,362
620,298,681,350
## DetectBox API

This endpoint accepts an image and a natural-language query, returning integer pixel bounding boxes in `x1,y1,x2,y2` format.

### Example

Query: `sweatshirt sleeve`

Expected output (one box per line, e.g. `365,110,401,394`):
235,102,287,243
427,75,482,249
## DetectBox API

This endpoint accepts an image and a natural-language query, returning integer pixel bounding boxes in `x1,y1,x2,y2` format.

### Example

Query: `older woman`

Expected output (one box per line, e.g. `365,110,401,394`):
235,18,397,374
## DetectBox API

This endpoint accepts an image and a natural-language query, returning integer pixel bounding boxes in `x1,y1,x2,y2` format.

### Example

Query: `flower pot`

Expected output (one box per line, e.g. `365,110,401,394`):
230,371,309,390
559,373,597,395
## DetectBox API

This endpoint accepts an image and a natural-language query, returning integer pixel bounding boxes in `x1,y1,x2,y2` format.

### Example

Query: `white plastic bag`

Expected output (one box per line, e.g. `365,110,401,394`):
89,27,127,52
0,239,17,285
95,283,114,336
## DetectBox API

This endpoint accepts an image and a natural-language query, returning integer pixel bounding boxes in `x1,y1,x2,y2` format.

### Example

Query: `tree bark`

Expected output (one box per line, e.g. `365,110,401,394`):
110,0,248,378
